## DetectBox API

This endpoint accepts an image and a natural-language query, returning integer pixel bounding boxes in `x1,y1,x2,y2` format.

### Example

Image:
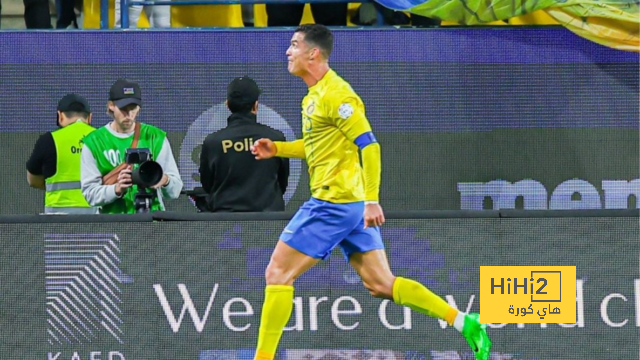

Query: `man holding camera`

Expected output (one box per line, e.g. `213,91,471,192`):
27,93,98,214
80,79,183,214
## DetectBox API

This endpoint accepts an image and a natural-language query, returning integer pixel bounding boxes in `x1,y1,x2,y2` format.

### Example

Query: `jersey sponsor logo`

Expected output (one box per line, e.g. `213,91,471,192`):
306,102,315,115
338,103,354,119
303,115,312,133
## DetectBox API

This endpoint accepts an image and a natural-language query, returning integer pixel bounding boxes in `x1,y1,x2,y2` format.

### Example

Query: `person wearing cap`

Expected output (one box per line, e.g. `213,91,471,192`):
198,77,289,212
26,93,98,214
80,79,183,214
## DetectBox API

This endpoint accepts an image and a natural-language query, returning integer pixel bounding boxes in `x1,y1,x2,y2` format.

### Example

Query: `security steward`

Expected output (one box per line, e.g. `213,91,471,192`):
26,93,98,214
199,77,289,212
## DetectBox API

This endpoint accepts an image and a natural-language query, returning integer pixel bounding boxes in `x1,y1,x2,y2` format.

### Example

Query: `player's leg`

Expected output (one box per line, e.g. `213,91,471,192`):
266,239,320,286
349,249,491,359
255,240,319,360
343,225,491,360
348,249,457,320
255,198,356,360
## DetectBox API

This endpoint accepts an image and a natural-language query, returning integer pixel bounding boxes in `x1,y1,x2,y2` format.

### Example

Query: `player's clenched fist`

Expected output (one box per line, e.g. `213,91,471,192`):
364,203,385,228
251,138,277,160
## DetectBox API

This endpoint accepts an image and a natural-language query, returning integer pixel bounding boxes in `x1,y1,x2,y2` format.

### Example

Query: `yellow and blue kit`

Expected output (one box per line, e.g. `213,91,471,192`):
275,69,384,259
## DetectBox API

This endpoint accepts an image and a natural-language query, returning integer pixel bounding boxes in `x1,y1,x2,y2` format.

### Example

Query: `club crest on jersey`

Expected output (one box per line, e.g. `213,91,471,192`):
306,102,315,115
338,103,354,119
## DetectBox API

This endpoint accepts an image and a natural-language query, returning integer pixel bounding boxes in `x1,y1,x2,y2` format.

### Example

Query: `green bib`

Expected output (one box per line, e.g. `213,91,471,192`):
83,122,167,214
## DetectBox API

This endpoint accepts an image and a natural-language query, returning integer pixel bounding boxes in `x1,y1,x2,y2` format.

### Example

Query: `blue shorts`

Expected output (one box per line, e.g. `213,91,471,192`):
280,197,384,260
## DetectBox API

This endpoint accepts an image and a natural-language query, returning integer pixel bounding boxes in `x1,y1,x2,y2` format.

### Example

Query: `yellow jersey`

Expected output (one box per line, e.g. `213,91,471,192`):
300,69,373,203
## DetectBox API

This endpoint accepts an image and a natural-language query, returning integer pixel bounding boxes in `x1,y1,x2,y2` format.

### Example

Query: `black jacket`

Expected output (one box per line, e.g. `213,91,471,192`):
199,112,289,212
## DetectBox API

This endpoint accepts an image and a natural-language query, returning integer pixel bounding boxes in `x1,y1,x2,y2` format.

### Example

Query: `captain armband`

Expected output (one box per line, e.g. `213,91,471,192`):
354,132,378,150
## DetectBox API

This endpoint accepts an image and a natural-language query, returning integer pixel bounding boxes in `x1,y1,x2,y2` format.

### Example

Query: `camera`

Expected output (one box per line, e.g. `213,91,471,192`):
126,148,164,188
125,148,164,213
126,148,152,165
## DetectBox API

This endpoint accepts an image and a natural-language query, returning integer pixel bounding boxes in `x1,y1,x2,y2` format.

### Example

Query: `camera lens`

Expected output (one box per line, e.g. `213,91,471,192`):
132,161,163,187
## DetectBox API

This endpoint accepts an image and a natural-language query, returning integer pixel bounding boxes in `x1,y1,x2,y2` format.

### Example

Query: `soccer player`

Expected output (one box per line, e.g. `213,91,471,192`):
250,24,491,360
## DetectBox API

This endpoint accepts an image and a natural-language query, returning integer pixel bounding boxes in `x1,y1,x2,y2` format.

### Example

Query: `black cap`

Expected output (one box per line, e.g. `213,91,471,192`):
58,93,91,113
227,77,261,105
109,79,142,108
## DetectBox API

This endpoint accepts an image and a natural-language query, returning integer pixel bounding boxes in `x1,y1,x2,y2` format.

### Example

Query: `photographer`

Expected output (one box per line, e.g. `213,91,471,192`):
199,77,289,212
80,79,183,214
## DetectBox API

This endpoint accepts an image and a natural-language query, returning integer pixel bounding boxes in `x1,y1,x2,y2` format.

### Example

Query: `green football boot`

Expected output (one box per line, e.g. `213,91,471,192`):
461,313,492,360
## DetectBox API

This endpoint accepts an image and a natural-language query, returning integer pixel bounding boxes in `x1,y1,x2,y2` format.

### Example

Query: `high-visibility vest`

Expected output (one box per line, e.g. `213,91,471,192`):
45,121,98,214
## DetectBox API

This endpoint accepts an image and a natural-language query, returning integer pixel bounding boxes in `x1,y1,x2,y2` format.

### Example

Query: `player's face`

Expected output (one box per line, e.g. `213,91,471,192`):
286,32,311,76
109,102,139,132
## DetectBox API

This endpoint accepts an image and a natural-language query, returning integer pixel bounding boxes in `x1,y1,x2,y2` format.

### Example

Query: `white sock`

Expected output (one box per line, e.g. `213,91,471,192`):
453,311,467,332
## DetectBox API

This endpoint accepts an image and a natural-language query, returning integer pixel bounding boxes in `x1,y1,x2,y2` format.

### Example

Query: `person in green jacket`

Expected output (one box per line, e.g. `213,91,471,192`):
27,93,98,214
80,79,183,214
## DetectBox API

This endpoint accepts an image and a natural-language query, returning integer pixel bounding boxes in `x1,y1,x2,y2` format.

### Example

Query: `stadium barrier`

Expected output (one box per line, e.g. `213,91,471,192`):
0,209,638,359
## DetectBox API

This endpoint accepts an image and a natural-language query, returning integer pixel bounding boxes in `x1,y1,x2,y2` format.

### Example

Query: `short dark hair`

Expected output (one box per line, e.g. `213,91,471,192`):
294,24,334,59
62,102,90,119
63,110,90,119
227,98,254,113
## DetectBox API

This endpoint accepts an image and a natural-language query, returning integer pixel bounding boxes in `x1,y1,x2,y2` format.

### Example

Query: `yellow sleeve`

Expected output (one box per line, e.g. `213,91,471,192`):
274,139,306,159
330,95,380,202
361,142,381,202
331,97,372,143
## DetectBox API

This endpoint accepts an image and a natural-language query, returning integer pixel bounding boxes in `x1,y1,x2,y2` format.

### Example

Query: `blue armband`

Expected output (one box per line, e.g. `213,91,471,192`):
354,132,378,150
